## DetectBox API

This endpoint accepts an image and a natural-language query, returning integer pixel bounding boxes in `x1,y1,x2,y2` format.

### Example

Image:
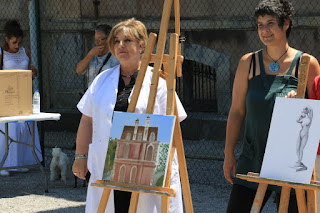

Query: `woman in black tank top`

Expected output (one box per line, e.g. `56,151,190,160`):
223,0,320,212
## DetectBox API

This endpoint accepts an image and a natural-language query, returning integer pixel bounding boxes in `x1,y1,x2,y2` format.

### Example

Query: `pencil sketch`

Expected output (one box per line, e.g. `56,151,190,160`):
260,97,320,184
294,106,313,172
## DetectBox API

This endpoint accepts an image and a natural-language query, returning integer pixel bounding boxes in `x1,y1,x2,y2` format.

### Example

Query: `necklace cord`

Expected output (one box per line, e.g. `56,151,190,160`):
266,47,289,63
266,47,289,72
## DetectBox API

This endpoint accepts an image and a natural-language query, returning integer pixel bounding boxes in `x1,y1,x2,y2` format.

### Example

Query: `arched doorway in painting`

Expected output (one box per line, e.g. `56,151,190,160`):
123,143,129,158
130,166,137,184
125,132,132,140
119,165,126,182
149,132,155,141
146,145,154,161
137,132,143,141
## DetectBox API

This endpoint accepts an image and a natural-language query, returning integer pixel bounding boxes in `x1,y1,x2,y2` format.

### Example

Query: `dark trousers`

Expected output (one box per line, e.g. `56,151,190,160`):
114,190,132,213
226,184,300,213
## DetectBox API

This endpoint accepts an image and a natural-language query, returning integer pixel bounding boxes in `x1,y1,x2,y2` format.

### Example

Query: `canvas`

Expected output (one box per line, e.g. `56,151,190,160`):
260,97,320,184
102,111,176,187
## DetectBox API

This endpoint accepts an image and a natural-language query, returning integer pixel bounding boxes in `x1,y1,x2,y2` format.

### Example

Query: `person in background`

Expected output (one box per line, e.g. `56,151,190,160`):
223,0,320,212
310,75,320,100
311,75,320,211
76,24,119,87
0,20,41,176
72,18,187,213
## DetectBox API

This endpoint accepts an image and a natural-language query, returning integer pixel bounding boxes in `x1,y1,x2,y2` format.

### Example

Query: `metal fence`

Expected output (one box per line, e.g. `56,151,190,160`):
0,0,320,186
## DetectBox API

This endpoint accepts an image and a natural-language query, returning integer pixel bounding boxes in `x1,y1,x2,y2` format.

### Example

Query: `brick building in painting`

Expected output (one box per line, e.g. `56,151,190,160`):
112,116,160,185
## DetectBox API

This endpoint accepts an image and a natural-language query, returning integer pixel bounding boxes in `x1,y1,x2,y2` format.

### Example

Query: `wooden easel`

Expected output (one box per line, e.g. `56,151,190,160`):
91,0,194,212
237,55,319,213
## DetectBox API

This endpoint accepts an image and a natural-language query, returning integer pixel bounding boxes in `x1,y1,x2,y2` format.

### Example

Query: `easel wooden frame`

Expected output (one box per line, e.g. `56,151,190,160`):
237,56,318,213
91,0,194,212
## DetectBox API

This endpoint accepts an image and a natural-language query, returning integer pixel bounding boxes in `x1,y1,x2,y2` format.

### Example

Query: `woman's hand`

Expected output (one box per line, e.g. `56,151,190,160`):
72,158,88,180
223,154,237,184
285,90,297,98
30,64,37,79
88,45,105,57
73,115,92,180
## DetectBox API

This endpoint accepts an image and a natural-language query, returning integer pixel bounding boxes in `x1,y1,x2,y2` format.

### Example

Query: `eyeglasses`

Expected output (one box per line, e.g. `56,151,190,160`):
95,37,107,43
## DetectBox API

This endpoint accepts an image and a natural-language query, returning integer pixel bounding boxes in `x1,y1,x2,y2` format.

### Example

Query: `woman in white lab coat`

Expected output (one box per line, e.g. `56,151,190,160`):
72,18,187,213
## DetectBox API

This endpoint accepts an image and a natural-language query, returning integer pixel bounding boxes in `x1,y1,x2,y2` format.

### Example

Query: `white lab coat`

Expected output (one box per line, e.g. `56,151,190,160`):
77,64,187,213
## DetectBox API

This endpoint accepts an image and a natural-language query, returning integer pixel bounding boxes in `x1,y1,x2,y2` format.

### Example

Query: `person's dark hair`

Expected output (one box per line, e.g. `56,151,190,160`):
254,0,295,38
95,24,112,37
3,20,23,49
4,20,23,39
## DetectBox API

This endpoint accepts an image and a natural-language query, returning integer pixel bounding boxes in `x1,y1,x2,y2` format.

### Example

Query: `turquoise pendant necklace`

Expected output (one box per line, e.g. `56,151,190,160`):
266,47,289,72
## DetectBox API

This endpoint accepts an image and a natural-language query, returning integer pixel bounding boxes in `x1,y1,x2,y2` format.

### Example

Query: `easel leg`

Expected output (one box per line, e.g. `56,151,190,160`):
250,183,268,213
129,192,140,213
97,188,111,213
161,196,170,213
279,186,290,213
296,188,307,213
161,145,175,213
127,33,157,113
307,167,317,213
173,103,194,213
307,190,316,213
146,0,173,113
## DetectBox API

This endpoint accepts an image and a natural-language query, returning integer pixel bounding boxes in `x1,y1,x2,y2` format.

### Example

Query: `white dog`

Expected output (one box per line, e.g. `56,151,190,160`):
50,147,69,183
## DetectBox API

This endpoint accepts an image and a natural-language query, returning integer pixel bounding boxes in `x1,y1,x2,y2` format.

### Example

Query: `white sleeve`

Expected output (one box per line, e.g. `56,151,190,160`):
156,77,187,122
77,79,96,117
175,92,187,122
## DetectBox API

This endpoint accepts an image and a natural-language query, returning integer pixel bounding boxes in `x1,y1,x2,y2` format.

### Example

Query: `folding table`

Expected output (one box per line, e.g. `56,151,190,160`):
0,112,61,192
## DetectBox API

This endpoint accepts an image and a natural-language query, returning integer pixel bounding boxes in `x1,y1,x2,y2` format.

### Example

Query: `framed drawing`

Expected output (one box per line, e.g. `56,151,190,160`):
102,111,176,187
260,97,320,184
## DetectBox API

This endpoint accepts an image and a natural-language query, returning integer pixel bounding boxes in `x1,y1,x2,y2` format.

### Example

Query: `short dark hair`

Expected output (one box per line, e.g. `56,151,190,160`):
95,24,112,37
254,0,295,38
4,20,23,39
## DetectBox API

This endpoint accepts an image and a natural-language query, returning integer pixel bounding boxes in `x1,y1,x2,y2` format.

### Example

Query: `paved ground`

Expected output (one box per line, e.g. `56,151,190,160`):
0,148,278,213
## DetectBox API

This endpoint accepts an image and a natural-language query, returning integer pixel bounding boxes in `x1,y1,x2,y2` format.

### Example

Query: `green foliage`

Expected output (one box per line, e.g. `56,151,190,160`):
104,138,118,172
155,175,164,187
155,143,169,174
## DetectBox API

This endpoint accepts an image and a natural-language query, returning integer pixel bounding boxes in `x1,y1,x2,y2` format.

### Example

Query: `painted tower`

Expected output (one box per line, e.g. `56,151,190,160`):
112,116,159,185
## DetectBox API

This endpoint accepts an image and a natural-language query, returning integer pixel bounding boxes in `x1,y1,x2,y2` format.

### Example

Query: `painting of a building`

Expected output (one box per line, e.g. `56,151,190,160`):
112,116,160,186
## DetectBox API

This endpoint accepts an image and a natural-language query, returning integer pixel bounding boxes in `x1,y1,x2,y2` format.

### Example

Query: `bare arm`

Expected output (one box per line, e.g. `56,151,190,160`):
76,46,104,74
72,114,93,180
25,49,37,78
223,53,251,184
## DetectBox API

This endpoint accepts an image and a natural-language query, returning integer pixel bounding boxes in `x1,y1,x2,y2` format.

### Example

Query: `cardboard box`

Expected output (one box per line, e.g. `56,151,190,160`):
0,70,32,116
